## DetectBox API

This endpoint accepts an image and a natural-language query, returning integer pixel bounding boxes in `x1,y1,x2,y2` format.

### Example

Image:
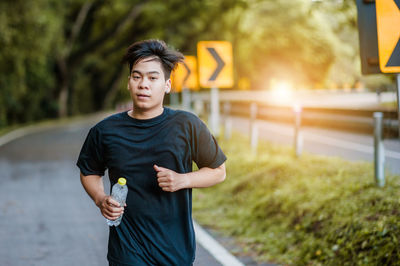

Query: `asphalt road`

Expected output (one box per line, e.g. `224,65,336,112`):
3,110,390,266
229,116,400,174
0,115,224,266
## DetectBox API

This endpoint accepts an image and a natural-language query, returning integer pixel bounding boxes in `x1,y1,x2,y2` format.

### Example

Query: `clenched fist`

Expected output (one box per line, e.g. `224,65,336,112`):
154,164,189,192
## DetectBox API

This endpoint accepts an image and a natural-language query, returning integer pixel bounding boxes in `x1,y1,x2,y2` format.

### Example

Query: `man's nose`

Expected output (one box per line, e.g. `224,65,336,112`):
139,78,150,89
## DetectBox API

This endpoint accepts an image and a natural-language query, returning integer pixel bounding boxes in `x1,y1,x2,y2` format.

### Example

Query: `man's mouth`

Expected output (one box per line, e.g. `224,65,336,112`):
136,94,150,99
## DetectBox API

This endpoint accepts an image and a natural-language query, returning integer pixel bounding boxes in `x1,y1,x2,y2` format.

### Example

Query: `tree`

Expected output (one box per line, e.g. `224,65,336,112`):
1,0,372,128
0,0,62,126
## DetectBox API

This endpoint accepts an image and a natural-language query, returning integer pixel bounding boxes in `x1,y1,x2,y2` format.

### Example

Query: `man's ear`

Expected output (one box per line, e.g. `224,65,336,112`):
165,79,171,94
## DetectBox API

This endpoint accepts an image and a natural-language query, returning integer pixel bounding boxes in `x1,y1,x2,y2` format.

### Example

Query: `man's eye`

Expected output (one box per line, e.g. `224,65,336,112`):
150,77,158,80
132,76,140,80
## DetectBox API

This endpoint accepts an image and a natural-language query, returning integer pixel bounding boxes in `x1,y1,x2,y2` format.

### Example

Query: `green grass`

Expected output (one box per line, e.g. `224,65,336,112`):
380,101,397,109
193,132,400,265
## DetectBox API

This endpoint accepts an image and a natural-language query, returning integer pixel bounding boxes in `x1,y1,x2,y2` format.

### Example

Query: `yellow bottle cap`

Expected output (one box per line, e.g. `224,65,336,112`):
118,177,127,186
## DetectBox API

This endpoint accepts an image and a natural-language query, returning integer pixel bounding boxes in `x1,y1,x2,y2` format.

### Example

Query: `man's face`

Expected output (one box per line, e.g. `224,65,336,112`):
128,57,171,115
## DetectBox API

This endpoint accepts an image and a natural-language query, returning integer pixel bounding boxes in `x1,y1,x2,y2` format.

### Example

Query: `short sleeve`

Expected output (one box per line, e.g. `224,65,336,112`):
191,117,227,169
76,126,107,176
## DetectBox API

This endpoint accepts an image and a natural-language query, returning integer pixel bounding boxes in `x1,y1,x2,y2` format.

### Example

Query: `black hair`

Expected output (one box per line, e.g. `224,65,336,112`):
122,39,184,80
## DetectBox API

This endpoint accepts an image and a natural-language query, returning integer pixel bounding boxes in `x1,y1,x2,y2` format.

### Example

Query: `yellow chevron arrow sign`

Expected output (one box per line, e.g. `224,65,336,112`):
197,41,233,88
376,0,400,73
172,56,199,92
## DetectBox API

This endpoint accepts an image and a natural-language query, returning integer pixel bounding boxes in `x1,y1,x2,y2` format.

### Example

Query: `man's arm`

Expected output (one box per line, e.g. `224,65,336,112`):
154,163,226,192
80,173,125,220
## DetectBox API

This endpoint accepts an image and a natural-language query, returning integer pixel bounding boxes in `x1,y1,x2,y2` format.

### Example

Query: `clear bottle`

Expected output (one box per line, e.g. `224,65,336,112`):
106,177,128,227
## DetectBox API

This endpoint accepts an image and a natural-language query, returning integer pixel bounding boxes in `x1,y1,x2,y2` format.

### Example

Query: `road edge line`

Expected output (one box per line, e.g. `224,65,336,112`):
0,125,51,147
194,221,244,266
0,112,111,148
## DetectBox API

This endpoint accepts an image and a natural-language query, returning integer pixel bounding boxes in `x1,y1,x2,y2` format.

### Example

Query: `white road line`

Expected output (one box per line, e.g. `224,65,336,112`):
194,221,244,266
303,133,400,160
0,126,45,147
0,112,110,148
304,132,373,154
3,118,244,266
386,150,400,160
254,120,400,160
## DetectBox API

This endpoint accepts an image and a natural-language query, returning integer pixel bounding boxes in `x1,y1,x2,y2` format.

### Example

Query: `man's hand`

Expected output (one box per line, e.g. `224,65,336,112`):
80,173,128,221
97,195,126,221
154,165,188,192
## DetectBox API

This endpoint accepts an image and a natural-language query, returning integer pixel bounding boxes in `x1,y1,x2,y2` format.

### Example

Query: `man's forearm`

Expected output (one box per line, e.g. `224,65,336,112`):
185,163,226,188
80,173,107,207
155,163,226,192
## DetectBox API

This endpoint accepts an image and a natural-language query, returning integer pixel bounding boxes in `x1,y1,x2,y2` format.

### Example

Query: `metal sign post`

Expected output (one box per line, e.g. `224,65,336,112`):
397,74,400,138
194,99,204,117
169,93,179,107
223,102,232,140
374,112,385,187
182,88,191,111
197,41,233,138
210,87,220,137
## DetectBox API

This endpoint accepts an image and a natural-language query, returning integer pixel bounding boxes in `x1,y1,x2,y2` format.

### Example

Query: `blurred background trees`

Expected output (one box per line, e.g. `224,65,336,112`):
0,0,391,128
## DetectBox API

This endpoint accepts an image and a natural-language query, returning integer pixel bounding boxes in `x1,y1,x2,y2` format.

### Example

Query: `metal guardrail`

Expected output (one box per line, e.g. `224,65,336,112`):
199,100,398,137
118,91,398,137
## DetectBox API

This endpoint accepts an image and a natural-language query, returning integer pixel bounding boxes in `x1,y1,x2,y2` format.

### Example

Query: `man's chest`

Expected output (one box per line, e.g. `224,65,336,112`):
102,126,191,171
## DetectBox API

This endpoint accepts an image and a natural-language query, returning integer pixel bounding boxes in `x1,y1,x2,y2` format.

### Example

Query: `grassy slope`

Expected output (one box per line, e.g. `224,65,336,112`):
193,132,400,265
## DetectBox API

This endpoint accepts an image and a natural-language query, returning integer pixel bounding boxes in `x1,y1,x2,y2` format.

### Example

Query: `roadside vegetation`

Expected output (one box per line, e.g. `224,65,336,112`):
193,132,400,265
380,101,397,109
2,0,392,130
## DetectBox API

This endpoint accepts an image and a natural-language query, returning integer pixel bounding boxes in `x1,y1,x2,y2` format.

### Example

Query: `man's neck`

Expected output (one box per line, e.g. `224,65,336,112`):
128,107,164,120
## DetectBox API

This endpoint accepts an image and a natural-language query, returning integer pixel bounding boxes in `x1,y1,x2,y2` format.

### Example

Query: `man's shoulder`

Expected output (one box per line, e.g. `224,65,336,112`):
167,108,201,123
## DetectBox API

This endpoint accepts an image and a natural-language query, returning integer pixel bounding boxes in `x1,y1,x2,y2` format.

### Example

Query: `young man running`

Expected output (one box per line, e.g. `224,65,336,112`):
77,39,226,266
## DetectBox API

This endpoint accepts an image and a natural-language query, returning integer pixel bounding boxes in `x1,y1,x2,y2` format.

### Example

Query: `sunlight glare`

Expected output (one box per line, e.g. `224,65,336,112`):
270,80,294,105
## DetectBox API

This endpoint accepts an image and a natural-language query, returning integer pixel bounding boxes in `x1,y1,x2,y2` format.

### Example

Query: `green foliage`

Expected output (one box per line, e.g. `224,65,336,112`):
193,133,400,265
0,0,62,126
1,0,382,128
231,0,338,88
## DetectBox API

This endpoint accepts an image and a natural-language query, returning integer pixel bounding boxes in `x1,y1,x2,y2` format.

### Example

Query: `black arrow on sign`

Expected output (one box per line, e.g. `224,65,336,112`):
394,0,400,10
385,0,400,67
206,47,225,81
386,38,400,67
182,61,191,86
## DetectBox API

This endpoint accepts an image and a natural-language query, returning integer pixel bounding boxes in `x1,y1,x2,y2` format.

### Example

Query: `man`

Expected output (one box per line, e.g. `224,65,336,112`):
77,39,226,266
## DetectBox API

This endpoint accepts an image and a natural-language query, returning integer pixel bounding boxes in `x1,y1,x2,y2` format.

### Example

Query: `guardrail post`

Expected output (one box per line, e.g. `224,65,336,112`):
223,102,232,140
293,104,303,157
182,88,191,111
250,102,258,154
374,112,385,187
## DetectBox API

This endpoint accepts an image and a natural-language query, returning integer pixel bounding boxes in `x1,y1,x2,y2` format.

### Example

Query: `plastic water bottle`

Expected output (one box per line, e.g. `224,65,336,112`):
106,177,128,227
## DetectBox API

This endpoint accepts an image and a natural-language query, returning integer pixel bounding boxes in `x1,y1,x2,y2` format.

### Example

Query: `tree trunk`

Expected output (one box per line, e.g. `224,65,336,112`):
57,57,68,118
58,85,68,117
102,67,125,109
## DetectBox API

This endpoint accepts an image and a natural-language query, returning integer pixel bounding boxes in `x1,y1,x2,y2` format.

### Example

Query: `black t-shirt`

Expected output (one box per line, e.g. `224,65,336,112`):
77,107,226,265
